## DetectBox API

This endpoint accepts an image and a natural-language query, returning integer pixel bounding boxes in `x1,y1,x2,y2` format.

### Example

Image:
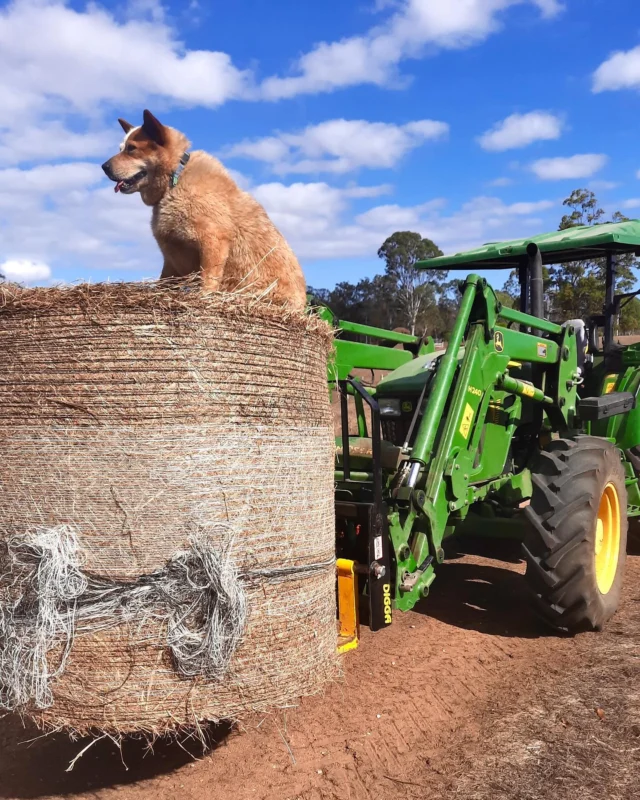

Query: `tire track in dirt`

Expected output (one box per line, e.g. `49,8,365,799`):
1,539,637,800
424,545,640,800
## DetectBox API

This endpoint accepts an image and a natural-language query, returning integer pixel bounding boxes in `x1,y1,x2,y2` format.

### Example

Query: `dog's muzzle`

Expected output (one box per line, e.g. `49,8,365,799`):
102,161,147,193
101,161,115,180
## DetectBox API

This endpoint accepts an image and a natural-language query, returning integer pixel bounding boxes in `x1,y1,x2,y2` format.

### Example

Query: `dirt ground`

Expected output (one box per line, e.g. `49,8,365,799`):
1,536,639,800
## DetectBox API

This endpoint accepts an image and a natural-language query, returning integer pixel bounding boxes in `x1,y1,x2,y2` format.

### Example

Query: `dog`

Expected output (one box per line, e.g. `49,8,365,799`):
101,110,307,308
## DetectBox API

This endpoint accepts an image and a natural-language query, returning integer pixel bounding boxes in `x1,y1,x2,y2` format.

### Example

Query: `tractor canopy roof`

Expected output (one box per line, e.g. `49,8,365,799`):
417,219,640,270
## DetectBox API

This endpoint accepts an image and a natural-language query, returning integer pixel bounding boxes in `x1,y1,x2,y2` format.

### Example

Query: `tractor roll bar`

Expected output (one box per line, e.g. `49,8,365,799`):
605,252,615,352
527,242,544,322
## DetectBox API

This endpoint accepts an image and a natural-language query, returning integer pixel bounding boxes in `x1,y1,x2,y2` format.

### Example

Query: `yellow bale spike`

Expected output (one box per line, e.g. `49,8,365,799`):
336,558,359,653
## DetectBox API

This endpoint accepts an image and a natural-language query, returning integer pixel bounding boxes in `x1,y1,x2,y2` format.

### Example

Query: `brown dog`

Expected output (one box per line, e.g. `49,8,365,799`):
102,111,307,308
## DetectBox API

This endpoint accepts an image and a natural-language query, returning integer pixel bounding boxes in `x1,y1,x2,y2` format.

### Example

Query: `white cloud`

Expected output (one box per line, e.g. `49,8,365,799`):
418,196,557,255
230,137,290,164
342,184,395,198
0,162,155,278
530,154,608,180
507,200,554,214
593,45,640,93
489,177,514,187
355,198,447,229
0,0,252,129
589,180,620,191
261,0,564,100
0,259,51,283
0,162,103,197
226,118,449,174
250,184,557,262
533,0,564,15
0,123,114,166
250,182,393,245
621,199,640,210
125,0,166,24
0,0,566,158
478,111,563,151
373,0,400,10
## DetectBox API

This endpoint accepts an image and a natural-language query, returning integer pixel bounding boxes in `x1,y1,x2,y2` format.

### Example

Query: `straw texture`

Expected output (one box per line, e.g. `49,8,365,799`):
0,281,337,735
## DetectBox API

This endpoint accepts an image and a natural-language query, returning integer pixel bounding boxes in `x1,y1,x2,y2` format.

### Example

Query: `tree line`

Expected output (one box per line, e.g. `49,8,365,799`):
308,189,640,339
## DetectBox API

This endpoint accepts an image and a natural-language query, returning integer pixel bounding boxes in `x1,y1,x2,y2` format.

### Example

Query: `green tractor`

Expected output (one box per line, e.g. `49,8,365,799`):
326,219,640,650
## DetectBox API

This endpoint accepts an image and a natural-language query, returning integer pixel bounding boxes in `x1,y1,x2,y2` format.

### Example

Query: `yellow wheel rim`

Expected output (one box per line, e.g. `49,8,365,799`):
594,482,621,595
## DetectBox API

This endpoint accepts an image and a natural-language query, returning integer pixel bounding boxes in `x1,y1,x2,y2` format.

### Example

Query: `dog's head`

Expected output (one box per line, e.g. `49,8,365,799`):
102,110,172,195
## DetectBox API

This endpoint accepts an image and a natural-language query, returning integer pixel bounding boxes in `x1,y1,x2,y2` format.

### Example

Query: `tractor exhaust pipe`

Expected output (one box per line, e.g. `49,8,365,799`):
527,242,544,323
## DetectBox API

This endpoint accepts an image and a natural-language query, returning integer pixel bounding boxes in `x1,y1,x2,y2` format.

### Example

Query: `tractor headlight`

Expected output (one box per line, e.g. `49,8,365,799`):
379,398,402,418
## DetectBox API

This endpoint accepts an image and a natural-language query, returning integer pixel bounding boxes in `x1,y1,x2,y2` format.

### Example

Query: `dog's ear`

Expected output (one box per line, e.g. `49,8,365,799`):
142,110,166,146
118,118,134,133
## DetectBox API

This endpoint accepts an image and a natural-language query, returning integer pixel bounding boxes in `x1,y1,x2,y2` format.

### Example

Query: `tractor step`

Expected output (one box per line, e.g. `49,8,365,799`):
336,558,359,653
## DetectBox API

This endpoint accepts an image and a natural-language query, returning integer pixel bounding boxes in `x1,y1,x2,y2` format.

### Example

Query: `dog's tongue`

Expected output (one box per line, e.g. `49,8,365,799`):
114,181,124,193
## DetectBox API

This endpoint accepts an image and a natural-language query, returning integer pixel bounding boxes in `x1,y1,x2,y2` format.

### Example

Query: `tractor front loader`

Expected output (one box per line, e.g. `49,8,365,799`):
330,219,640,650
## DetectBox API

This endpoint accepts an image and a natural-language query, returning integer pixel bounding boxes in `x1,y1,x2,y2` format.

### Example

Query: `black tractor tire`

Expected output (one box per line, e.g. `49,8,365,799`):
523,436,627,633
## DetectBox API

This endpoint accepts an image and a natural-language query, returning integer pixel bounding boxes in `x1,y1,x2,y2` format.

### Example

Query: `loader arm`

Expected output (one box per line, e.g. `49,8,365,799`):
391,274,581,610
313,302,435,383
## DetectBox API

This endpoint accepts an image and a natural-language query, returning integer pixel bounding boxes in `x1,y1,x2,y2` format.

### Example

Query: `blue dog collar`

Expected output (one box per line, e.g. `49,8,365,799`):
170,152,190,187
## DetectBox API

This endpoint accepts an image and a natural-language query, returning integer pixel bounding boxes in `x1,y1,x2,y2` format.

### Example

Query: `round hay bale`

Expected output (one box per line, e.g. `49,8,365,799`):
0,281,337,735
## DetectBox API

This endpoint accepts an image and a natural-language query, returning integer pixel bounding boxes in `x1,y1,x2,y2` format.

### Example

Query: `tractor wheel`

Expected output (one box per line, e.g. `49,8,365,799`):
524,436,627,632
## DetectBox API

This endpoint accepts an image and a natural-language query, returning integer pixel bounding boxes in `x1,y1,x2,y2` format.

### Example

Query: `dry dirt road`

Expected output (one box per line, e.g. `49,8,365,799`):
1,537,639,800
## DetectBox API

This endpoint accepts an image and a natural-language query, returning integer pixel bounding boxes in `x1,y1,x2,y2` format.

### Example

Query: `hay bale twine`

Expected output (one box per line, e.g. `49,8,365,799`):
0,281,337,735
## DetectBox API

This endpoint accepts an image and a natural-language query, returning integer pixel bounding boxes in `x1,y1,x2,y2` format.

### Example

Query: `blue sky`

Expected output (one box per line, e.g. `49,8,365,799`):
1,0,640,290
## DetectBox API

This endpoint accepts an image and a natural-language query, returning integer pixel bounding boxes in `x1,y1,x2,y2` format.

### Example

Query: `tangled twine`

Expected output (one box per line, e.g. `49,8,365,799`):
0,524,250,711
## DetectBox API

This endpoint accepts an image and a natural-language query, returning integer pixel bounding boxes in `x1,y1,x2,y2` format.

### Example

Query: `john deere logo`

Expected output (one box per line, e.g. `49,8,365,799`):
401,401,413,413
494,331,504,352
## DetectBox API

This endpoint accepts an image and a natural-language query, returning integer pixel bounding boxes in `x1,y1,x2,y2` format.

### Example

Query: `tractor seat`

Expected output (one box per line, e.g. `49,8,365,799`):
335,436,404,471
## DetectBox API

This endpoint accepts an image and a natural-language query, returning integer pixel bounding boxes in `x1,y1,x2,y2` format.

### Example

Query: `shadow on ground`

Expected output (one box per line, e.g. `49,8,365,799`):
627,519,640,556
446,535,525,564
415,536,552,639
0,714,231,798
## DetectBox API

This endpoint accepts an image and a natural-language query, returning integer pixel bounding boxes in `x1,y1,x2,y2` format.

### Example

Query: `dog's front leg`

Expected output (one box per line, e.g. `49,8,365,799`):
200,238,230,292
160,261,177,279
